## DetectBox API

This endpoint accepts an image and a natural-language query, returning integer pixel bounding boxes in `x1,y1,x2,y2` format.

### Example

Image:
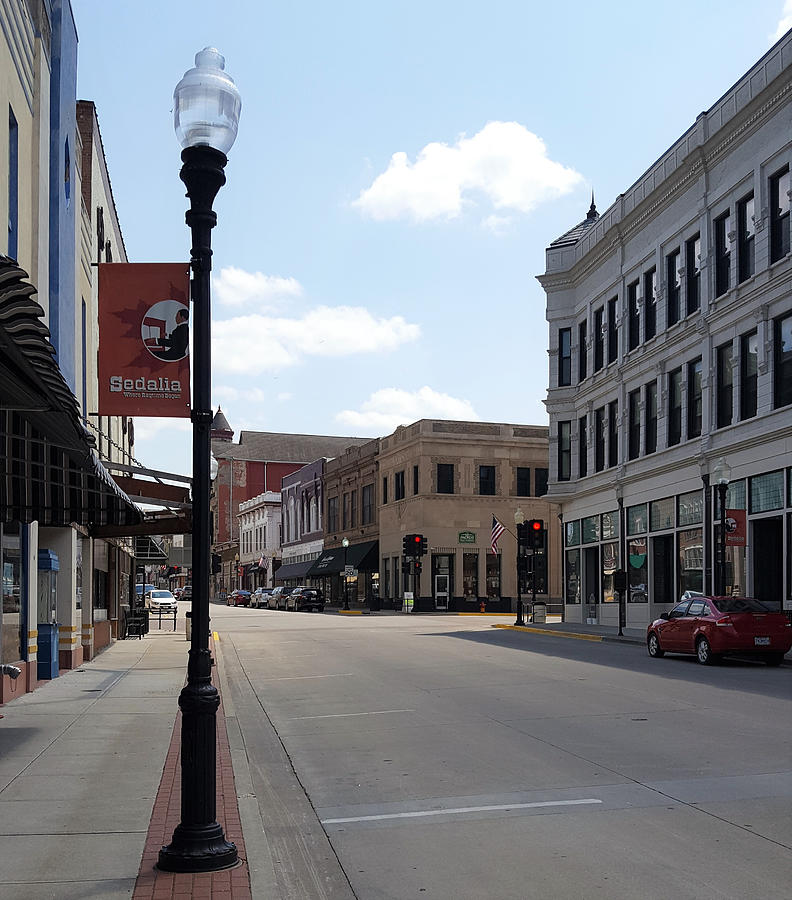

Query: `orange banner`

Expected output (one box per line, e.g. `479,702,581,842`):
98,263,191,417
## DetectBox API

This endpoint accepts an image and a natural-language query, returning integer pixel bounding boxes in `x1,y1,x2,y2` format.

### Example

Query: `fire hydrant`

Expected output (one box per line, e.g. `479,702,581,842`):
479,600,486,613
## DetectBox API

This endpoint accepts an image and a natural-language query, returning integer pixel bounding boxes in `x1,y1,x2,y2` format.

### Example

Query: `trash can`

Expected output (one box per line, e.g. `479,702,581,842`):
533,602,547,624
185,609,191,642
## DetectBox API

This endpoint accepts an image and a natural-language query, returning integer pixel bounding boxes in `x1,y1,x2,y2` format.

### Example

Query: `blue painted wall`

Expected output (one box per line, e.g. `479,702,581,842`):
48,1,78,392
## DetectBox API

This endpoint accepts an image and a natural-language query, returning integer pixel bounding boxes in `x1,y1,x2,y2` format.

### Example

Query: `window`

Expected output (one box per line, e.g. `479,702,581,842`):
594,307,604,372
714,210,731,297
668,367,682,446
607,296,618,363
382,476,388,505
437,463,454,494
737,193,755,282
361,484,374,525
628,280,640,351
578,321,587,382
667,249,681,327
327,496,338,533
644,269,656,340
516,467,530,497
740,330,758,420
8,107,18,259
685,233,701,314
687,358,702,439
716,342,733,428
628,389,640,460
350,489,357,528
578,415,587,477
645,381,657,454
769,165,790,263
558,327,571,386
535,468,548,496
608,400,618,468
342,492,350,529
774,313,792,408
558,422,571,481
594,407,605,472
413,465,419,495
394,470,405,501
479,465,496,495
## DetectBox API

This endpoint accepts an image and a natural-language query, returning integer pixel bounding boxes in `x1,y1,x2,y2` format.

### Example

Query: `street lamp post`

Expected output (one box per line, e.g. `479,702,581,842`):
342,537,350,610
158,48,241,874
712,457,731,596
514,508,525,626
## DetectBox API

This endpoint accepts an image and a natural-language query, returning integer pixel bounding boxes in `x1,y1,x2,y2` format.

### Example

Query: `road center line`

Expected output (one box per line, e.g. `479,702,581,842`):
275,673,354,680
290,709,415,720
321,798,602,824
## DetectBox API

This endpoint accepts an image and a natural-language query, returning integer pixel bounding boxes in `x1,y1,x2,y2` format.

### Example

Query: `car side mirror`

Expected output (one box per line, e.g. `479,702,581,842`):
659,612,670,621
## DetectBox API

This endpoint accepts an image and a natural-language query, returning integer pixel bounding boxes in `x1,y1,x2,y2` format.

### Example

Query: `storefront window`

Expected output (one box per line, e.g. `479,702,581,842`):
601,542,619,602
565,550,581,603
1,523,24,664
627,504,648,535
678,528,703,594
601,511,619,540
723,544,746,598
565,520,580,546
582,516,600,543
677,491,703,526
486,554,500,599
650,497,674,531
383,558,390,598
628,538,648,602
462,553,478,600
749,471,784,513
392,557,400,599
715,479,746,516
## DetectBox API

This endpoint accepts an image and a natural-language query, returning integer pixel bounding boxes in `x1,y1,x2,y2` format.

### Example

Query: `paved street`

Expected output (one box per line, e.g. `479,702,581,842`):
213,602,792,900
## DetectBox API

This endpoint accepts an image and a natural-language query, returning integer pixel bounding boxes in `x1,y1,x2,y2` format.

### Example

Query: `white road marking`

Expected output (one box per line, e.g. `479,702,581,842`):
322,798,602,825
290,709,415,720
275,673,354,680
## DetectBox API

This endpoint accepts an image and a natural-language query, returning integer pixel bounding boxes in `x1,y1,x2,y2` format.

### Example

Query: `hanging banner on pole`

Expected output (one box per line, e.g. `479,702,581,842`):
98,263,191,417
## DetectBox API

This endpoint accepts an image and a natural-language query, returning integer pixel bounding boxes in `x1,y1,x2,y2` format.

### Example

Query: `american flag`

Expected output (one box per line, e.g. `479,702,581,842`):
491,516,505,555
257,553,268,570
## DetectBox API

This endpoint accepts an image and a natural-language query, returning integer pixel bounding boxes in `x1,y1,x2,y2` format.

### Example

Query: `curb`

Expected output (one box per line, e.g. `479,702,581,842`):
493,624,603,642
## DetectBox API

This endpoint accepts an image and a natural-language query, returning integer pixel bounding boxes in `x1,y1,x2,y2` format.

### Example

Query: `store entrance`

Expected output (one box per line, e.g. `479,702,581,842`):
651,534,674,605
752,517,782,608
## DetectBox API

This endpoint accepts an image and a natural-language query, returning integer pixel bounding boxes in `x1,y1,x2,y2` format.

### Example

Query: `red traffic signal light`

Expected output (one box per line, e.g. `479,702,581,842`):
531,520,542,531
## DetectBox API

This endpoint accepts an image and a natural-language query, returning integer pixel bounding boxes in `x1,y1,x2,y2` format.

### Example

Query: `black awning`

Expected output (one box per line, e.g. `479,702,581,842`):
274,560,315,581
0,257,141,529
306,541,378,577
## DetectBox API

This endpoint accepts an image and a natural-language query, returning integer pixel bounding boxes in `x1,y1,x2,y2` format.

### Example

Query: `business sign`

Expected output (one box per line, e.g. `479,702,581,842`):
98,263,191,417
458,531,476,543
725,509,746,546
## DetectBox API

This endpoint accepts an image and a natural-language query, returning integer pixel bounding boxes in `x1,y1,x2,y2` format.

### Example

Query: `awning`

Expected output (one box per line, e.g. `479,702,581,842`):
306,541,378,577
274,560,315,582
0,256,141,529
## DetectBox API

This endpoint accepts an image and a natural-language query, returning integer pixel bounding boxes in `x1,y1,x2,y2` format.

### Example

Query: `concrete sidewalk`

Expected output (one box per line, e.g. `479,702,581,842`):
0,625,250,899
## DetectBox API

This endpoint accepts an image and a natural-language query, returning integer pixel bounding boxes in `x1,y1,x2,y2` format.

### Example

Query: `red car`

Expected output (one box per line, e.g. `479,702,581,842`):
227,589,252,607
647,595,791,666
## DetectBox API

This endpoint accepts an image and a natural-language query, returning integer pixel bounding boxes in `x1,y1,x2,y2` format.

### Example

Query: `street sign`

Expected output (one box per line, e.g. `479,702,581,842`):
344,565,355,576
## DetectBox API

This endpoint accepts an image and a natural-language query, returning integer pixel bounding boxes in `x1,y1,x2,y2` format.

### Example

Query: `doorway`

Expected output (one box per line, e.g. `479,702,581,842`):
651,534,674,605
583,547,599,620
434,574,449,610
752,517,782,608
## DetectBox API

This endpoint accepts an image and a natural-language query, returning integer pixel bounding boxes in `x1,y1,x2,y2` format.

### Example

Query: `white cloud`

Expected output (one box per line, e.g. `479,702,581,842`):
354,121,583,224
213,306,420,374
772,0,792,41
213,266,303,309
482,214,513,235
276,392,293,403
213,385,270,405
335,386,479,433
132,416,192,442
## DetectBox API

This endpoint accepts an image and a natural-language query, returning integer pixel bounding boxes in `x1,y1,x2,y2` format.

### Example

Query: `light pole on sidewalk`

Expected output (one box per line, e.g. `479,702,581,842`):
158,48,241,874
514,508,525,626
712,456,731,596
342,537,350,610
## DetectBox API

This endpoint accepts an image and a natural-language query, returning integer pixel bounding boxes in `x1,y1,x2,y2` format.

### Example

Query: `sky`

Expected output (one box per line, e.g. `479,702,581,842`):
71,0,792,477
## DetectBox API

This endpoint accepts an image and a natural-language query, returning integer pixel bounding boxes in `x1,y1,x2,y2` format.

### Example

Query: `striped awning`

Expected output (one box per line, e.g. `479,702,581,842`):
0,256,141,529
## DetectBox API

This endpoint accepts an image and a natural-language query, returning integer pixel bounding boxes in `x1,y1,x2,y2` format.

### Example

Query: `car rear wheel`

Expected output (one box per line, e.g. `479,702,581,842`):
765,652,785,667
696,636,719,665
647,632,664,658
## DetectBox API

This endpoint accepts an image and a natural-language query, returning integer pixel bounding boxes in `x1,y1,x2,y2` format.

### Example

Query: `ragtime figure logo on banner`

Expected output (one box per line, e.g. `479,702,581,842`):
98,263,192,417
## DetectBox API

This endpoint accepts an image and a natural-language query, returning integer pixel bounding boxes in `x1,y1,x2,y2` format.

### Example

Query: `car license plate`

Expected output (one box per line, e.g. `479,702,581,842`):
754,636,770,646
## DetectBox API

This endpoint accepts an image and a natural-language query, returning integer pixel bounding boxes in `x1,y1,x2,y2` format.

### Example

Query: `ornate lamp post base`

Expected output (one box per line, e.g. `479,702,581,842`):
158,823,238,873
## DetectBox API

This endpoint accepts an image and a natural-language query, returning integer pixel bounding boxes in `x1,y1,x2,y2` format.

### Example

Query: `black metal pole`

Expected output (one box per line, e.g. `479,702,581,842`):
515,539,524,627
531,551,536,623
343,545,350,610
717,482,727,596
158,146,237,873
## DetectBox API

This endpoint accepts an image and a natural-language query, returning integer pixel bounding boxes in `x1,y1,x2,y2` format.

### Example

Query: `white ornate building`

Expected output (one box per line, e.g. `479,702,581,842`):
539,30,792,628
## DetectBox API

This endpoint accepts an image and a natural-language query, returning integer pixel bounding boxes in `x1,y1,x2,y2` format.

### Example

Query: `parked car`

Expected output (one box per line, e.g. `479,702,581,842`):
181,585,192,600
647,595,791,665
268,586,288,610
145,589,178,612
286,587,324,612
227,589,252,607
135,583,155,598
251,587,272,608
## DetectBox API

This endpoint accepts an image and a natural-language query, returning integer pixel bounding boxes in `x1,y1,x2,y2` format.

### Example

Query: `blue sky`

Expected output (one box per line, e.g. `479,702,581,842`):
72,0,792,476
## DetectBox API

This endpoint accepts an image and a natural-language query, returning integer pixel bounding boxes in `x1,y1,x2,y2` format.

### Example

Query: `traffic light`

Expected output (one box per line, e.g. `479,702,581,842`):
530,519,545,551
414,560,422,574
401,559,412,574
413,534,422,555
516,522,529,549
419,535,427,556
403,534,415,556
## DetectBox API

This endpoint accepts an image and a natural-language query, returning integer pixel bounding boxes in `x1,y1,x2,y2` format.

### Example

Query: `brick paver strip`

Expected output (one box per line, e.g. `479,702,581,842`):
133,640,251,900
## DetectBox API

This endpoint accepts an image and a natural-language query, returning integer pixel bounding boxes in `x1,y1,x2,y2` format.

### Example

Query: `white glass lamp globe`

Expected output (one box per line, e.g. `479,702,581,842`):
174,48,241,154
